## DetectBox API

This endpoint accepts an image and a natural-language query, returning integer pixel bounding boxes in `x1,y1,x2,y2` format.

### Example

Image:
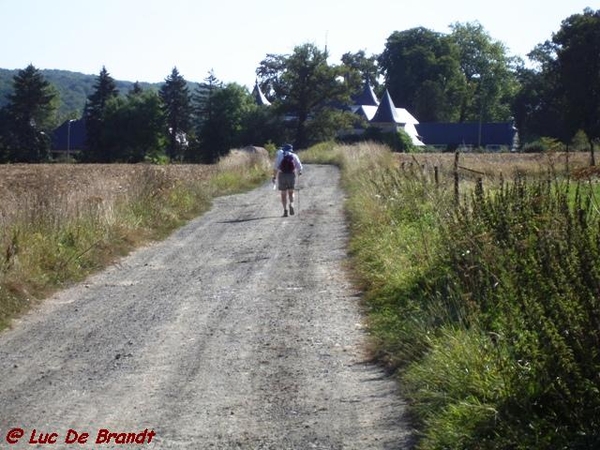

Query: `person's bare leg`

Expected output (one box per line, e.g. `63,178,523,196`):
288,190,295,215
280,190,288,216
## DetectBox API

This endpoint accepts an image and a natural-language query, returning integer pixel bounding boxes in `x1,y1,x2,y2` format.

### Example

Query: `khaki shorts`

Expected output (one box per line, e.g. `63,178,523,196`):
278,172,296,191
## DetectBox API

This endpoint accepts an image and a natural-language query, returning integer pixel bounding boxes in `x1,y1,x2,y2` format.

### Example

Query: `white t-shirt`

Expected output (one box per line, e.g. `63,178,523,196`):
273,150,303,173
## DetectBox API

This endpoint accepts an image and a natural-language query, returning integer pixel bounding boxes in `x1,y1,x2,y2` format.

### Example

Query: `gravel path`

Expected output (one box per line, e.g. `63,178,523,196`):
0,165,412,449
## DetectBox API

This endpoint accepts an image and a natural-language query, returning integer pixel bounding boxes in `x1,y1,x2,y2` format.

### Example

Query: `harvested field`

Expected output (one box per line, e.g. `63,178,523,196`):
395,151,593,179
0,164,215,227
0,155,268,329
0,164,215,204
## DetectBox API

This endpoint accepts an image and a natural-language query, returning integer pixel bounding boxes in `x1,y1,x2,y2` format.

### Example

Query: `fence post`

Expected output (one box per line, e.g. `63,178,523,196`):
454,151,460,204
476,177,483,200
434,166,439,186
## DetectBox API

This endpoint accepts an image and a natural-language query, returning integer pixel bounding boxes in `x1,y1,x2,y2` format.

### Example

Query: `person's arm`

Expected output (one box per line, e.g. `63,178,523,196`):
272,151,282,181
294,154,303,175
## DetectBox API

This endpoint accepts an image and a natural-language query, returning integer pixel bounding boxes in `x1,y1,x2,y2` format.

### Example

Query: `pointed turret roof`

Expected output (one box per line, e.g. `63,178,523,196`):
371,90,402,124
252,80,271,106
353,80,379,106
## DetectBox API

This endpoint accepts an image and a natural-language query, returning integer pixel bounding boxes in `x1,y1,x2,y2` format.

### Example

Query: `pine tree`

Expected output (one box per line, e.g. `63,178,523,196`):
159,67,191,161
4,64,57,162
83,66,119,162
192,70,223,162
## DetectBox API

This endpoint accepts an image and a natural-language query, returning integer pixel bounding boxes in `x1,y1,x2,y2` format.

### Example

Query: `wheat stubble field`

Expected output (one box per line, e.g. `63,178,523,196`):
0,153,268,329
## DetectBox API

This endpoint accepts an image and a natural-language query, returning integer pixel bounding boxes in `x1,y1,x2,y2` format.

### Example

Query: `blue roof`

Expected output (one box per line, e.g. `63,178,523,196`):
416,122,517,147
370,90,403,124
352,81,379,106
51,119,86,150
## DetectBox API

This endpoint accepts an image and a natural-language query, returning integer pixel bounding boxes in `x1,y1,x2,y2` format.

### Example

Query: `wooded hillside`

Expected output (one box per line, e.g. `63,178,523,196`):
0,68,160,118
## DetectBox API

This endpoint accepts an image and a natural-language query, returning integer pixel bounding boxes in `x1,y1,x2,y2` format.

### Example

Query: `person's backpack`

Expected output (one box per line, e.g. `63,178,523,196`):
279,151,295,174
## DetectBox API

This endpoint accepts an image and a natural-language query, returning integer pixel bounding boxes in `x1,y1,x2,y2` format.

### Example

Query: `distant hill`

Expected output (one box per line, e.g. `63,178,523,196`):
0,68,201,120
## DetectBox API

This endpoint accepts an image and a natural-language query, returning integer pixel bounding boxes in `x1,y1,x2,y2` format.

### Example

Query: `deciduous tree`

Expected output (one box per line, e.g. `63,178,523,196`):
449,22,519,123
101,90,166,162
378,27,464,122
258,43,352,148
553,8,600,162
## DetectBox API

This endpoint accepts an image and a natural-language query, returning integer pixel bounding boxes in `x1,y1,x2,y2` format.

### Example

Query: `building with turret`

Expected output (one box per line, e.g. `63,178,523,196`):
348,82,424,146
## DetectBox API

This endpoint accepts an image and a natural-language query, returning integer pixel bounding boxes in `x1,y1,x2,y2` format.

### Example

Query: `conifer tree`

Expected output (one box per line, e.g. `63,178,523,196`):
3,64,57,162
83,66,119,161
159,67,191,161
191,70,223,162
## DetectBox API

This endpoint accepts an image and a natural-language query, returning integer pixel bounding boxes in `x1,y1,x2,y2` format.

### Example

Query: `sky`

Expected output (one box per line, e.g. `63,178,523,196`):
0,0,595,89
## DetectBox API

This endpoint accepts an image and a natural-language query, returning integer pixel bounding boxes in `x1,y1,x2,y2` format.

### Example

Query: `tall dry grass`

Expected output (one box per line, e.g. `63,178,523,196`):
0,149,270,329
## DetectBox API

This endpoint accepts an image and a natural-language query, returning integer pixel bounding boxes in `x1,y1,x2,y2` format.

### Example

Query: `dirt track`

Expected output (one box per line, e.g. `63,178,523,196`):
0,165,412,449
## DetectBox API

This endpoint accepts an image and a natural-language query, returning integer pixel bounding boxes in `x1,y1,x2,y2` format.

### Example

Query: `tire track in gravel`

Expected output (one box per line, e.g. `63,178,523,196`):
0,165,413,449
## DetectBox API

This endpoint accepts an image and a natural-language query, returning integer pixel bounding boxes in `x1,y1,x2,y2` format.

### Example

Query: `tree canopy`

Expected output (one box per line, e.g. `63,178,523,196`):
1,64,57,162
82,66,119,162
257,43,355,148
160,67,192,161
1,8,599,163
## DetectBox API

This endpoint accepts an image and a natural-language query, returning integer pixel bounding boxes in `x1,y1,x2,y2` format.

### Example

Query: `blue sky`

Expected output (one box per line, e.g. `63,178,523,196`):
0,0,594,88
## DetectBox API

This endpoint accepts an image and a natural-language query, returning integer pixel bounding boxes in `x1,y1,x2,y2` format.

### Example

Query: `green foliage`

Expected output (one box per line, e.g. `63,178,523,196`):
434,178,600,448
102,90,167,162
195,83,255,162
304,108,356,144
362,127,415,152
522,140,548,153
82,67,119,162
0,68,159,119
340,50,379,92
379,27,465,122
449,21,520,122
338,142,600,448
515,9,600,144
571,129,591,152
257,43,352,148
160,67,192,161
554,8,600,142
0,64,58,162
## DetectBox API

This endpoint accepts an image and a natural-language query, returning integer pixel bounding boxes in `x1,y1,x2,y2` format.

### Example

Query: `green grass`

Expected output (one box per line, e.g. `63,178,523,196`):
306,142,600,449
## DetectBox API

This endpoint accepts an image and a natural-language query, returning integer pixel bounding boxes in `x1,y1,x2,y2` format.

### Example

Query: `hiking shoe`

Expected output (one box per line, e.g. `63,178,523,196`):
283,209,288,217
289,205,295,215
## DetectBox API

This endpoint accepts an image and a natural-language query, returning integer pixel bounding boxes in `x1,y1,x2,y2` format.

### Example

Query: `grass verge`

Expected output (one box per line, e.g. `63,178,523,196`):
303,142,600,449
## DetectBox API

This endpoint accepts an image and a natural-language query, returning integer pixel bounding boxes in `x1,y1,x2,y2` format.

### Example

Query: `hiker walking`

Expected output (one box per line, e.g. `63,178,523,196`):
272,143,303,217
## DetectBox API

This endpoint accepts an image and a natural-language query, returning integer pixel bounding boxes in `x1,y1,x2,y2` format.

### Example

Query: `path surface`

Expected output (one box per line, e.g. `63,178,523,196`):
0,165,412,449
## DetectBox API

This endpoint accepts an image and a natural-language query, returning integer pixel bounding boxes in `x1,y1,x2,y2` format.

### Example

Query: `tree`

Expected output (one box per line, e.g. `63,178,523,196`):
2,64,58,162
159,67,191,161
553,8,600,162
340,50,379,94
378,27,465,122
101,90,166,162
196,83,254,162
255,53,287,102
83,66,119,162
449,22,519,123
258,43,352,148
513,42,567,143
